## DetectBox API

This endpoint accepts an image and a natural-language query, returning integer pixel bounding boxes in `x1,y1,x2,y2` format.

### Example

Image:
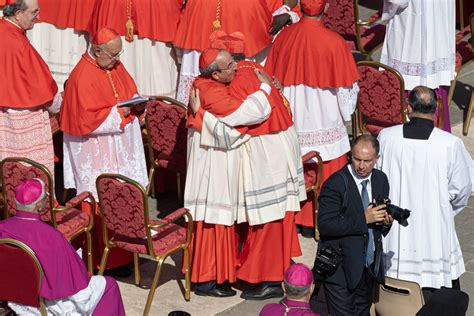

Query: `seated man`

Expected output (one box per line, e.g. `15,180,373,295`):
260,263,319,315
0,179,125,315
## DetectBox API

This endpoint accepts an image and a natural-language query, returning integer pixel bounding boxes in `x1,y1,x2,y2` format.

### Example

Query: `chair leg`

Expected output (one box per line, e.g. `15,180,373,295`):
463,92,474,136
86,231,93,275
447,76,458,109
143,258,165,316
183,247,191,301
133,252,141,286
98,246,111,276
313,189,320,242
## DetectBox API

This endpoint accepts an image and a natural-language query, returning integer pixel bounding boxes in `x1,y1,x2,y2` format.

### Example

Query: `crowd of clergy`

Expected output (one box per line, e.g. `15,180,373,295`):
0,0,472,315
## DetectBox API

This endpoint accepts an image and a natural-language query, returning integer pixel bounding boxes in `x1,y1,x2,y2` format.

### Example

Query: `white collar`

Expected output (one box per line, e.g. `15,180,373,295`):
4,18,22,30
348,164,371,186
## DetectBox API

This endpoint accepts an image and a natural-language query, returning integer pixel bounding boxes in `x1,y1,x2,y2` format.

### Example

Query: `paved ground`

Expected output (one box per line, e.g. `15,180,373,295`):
117,4,474,315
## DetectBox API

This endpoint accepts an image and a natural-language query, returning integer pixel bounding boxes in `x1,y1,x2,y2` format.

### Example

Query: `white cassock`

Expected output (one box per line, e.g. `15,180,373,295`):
282,84,358,161
119,35,179,98
378,125,472,288
380,0,456,90
185,89,272,226
63,107,148,199
27,22,88,90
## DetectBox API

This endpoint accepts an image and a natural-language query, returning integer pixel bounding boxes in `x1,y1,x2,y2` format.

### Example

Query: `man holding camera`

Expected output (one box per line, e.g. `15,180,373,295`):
377,86,472,298
317,134,392,315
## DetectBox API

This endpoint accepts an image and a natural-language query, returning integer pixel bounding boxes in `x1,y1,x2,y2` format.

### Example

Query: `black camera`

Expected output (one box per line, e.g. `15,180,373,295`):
312,246,341,282
372,198,411,227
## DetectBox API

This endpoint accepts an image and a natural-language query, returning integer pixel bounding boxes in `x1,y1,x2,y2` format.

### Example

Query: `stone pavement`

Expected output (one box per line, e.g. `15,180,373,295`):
117,5,474,315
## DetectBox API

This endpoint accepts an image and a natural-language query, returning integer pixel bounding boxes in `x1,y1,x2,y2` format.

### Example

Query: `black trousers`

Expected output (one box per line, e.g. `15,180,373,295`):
324,267,374,316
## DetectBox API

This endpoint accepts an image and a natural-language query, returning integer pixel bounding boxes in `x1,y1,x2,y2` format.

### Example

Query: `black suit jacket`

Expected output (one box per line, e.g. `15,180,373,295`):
317,164,390,290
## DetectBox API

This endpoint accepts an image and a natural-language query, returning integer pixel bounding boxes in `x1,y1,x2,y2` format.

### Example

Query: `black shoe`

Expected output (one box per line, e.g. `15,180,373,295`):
195,286,236,297
102,265,133,278
240,285,283,301
300,226,315,239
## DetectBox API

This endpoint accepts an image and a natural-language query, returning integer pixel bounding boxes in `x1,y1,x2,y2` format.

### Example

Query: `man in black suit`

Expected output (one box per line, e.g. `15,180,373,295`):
317,134,392,315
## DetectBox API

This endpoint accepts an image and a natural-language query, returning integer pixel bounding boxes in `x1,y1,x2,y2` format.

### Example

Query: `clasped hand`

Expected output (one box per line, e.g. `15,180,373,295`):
365,202,393,225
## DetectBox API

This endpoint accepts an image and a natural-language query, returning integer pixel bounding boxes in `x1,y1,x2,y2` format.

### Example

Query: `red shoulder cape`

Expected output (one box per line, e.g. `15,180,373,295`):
265,18,359,88
187,77,243,131
0,19,57,108
87,0,181,42
230,61,293,136
37,0,95,31
174,0,272,57
60,53,137,136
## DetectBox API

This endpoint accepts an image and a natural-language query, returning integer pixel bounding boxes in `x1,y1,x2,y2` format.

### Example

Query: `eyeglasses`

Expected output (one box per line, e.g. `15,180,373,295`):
103,49,124,61
217,60,236,72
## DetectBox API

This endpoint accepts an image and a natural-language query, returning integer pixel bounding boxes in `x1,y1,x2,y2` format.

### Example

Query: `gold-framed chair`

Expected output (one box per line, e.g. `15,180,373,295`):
322,0,386,60
0,157,95,273
145,96,188,201
355,61,406,136
0,238,47,316
96,173,192,316
374,277,425,316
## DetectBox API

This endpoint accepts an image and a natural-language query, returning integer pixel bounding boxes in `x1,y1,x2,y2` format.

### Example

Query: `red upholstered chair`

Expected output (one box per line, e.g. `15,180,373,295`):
322,0,386,59
302,151,323,241
448,13,473,109
145,96,188,200
96,173,192,316
0,238,47,316
0,157,95,273
355,61,407,136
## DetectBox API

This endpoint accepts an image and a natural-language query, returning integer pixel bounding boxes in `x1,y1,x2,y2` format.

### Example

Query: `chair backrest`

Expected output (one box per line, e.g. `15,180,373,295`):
356,61,406,130
0,238,45,310
322,0,356,39
374,277,424,315
96,174,149,240
0,158,54,221
145,97,188,172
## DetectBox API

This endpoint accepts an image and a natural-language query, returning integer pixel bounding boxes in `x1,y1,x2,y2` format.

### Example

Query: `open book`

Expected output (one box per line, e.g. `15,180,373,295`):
118,95,150,107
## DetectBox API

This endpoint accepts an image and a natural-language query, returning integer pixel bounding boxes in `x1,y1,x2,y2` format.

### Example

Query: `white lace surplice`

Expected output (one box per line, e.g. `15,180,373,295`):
63,106,148,198
380,0,455,89
283,83,359,161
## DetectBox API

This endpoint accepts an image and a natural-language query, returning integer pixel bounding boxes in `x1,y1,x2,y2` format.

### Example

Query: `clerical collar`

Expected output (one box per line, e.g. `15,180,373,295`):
15,210,41,221
403,117,434,140
3,17,23,31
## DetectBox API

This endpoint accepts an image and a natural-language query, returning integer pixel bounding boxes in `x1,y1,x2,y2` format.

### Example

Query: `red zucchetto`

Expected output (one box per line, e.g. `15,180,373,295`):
210,30,245,54
199,48,220,69
92,27,119,45
300,0,327,16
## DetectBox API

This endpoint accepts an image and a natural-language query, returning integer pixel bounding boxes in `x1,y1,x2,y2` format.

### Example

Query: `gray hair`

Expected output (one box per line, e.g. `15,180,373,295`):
3,0,28,17
199,60,219,78
283,279,312,299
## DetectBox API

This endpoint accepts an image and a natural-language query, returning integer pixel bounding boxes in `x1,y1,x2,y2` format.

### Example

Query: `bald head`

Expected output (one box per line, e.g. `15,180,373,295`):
408,86,437,114
91,36,123,70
